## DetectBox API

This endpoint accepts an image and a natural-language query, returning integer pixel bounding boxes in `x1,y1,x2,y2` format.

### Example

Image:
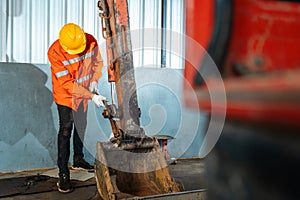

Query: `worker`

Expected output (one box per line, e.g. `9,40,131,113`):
48,23,106,193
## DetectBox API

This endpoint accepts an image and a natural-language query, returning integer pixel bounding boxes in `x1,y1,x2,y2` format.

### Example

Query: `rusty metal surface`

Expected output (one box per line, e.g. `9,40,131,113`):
96,1,183,199
154,135,175,140
95,142,182,200
103,0,141,137
126,189,206,200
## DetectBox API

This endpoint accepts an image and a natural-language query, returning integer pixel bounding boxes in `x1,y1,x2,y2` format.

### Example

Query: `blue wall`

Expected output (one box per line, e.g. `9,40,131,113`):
0,63,207,172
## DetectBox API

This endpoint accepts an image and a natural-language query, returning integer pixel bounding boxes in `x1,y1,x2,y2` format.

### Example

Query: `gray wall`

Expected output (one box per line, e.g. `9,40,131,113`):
0,63,207,172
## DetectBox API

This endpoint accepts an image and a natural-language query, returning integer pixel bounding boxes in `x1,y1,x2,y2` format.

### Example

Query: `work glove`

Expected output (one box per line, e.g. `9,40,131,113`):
92,94,106,107
89,81,99,94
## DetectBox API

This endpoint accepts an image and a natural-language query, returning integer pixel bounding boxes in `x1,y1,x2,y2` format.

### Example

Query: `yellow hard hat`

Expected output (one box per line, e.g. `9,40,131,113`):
59,23,86,55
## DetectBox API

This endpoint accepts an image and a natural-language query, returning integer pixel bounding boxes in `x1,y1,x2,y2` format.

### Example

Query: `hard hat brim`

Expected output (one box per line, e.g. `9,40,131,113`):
65,43,86,55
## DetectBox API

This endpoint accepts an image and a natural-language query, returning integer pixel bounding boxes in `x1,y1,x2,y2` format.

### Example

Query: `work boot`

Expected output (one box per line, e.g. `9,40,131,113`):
57,173,73,193
73,159,94,170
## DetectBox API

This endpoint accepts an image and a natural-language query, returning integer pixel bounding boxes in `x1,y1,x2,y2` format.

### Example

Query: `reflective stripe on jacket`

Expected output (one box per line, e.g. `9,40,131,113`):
48,33,103,111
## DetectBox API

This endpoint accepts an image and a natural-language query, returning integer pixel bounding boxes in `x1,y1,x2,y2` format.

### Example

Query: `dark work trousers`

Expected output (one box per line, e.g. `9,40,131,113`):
56,102,87,176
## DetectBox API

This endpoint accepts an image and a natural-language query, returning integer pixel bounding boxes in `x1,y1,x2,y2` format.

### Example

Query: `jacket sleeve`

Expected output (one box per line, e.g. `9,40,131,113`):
48,48,93,100
91,43,104,83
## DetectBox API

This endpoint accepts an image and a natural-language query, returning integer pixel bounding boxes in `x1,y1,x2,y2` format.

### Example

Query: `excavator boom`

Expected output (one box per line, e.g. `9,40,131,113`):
95,0,182,199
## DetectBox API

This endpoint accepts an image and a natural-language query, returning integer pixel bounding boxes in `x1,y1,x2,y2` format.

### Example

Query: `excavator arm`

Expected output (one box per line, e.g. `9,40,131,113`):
94,1,182,199
98,0,143,140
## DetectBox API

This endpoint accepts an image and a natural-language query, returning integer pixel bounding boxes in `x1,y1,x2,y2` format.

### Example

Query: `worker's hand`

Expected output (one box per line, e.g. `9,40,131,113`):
89,81,99,94
92,94,106,107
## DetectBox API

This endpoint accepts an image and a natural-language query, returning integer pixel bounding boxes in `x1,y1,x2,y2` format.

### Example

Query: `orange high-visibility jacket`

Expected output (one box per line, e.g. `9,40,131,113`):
48,33,103,111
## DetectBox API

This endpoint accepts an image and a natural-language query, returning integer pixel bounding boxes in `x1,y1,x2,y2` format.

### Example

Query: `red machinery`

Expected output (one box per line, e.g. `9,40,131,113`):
184,0,300,128
184,0,300,199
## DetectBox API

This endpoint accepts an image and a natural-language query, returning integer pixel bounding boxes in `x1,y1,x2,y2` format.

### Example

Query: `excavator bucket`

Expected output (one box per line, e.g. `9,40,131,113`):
95,0,182,199
95,139,182,200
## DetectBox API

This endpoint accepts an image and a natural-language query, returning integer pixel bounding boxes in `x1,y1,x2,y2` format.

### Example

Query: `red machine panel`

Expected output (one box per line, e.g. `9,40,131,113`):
184,0,300,128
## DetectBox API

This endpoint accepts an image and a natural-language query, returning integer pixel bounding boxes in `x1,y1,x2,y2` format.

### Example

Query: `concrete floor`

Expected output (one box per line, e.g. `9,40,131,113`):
0,159,205,200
